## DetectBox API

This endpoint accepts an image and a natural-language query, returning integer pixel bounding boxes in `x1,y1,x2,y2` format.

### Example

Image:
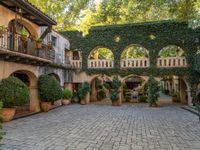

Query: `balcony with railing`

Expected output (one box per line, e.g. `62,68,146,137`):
120,58,149,68
157,57,187,67
0,30,52,63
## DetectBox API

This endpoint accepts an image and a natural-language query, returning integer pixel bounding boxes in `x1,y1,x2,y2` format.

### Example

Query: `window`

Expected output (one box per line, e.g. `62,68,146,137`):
51,35,57,47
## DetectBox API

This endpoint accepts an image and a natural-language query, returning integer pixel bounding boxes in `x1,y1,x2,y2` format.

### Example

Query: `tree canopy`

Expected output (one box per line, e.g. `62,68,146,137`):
28,0,200,32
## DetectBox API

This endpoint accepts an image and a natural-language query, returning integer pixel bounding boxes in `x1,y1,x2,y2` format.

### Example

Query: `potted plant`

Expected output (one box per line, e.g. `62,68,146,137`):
20,27,28,41
36,38,43,49
195,103,200,122
139,95,148,103
47,41,53,49
172,92,180,103
110,76,122,106
62,88,73,105
110,90,120,106
147,76,160,107
77,82,90,105
38,75,62,112
0,76,29,121
0,25,7,37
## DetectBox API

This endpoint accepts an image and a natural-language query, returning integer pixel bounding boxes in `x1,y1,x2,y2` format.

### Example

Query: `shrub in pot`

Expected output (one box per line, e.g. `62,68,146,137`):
38,75,62,112
110,76,122,106
139,95,148,103
0,76,29,121
36,38,43,49
62,89,73,105
172,92,180,103
147,76,160,107
77,82,90,105
97,89,106,101
110,90,120,106
195,103,200,122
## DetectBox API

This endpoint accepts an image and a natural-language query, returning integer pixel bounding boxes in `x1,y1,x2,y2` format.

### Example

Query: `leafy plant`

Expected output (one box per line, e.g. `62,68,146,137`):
139,95,148,103
38,75,62,102
0,76,29,108
195,103,200,122
37,38,43,43
0,25,7,32
147,76,160,106
0,101,5,142
63,89,73,99
21,27,28,36
111,76,121,90
77,81,90,100
110,90,119,101
97,89,106,100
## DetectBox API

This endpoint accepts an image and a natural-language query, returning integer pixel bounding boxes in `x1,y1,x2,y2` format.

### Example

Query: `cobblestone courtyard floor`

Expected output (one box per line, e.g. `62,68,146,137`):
1,98,200,150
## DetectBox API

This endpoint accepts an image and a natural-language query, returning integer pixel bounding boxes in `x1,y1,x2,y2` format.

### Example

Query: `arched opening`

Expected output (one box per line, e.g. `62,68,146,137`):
7,19,38,55
121,44,149,68
122,75,147,103
88,47,114,68
160,76,188,106
9,70,38,116
90,75,111,104
157,45,187,67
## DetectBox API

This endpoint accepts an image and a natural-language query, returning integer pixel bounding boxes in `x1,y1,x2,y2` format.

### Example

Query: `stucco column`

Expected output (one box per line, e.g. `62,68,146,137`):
119,88,123,105
29,86,40,112
90,80,97,102
85,93,90,104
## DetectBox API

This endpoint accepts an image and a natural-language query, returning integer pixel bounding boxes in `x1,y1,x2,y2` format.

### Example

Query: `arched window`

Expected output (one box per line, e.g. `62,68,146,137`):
159,45,185,58
121,45,148,59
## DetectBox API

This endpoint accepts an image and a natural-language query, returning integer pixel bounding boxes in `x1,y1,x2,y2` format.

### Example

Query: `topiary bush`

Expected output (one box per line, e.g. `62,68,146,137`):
63,89,73,99
110,90,119,101
0,76,29,108
97,89,106,100
147,76,160,106
111,76,121,90
38,75,62,102
77,81,90,100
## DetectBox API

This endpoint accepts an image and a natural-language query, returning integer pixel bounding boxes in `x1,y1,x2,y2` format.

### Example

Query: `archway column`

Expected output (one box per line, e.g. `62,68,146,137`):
90,80,97,102
29,86,40,112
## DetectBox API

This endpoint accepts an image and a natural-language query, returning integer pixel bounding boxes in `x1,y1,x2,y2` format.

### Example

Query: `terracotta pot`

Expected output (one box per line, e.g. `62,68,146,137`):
41,102,51,112
80,99,86,105
0,108,16,122
62,99,70,105
112,100,120,106
172,97,180,103
37,43,42,49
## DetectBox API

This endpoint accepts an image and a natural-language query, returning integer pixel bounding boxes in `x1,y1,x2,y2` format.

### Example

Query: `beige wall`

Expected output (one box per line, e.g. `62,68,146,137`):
0,5,40,38
0,61,40,112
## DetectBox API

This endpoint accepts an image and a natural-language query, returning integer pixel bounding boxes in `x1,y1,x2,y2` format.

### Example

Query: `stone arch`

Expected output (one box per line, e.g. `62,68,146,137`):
158,45,185,58
9,69,39,112
88,46,114,60
120,44,149,59
8,19,38,38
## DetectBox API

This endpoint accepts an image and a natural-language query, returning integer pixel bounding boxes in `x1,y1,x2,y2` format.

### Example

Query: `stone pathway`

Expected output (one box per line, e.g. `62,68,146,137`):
1,97,200,150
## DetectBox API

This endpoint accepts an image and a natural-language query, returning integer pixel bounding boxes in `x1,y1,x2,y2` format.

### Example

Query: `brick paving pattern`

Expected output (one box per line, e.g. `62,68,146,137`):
1,102,200,150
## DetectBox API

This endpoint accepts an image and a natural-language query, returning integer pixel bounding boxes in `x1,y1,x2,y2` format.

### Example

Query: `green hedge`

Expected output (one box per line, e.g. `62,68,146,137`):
38,75,62,102
0,76,29,108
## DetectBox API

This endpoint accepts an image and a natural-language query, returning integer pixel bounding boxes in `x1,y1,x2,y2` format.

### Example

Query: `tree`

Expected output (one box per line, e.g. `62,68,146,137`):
28,0,200,32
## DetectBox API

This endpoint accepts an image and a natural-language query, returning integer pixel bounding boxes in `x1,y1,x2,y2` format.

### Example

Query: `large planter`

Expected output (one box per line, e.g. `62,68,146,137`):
37,43,42,49
80,99,86,105
62,99,70,105
172,96,180,103
40,102,51,112
112,100,121,106
0,108,16,122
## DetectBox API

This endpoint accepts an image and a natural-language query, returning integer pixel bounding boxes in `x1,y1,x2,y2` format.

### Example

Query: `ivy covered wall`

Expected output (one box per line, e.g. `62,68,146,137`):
61,20,200,85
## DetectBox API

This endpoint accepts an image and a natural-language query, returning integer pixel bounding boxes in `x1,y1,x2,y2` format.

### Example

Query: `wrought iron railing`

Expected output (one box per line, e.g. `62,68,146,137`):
0,30,52,60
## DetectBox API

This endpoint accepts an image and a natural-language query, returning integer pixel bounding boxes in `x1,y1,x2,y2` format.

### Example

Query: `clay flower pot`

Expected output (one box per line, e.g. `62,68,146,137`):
80,99,86,105
41,102,51,112
37,43,42,49
0,108,16,122
62,99,70,105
